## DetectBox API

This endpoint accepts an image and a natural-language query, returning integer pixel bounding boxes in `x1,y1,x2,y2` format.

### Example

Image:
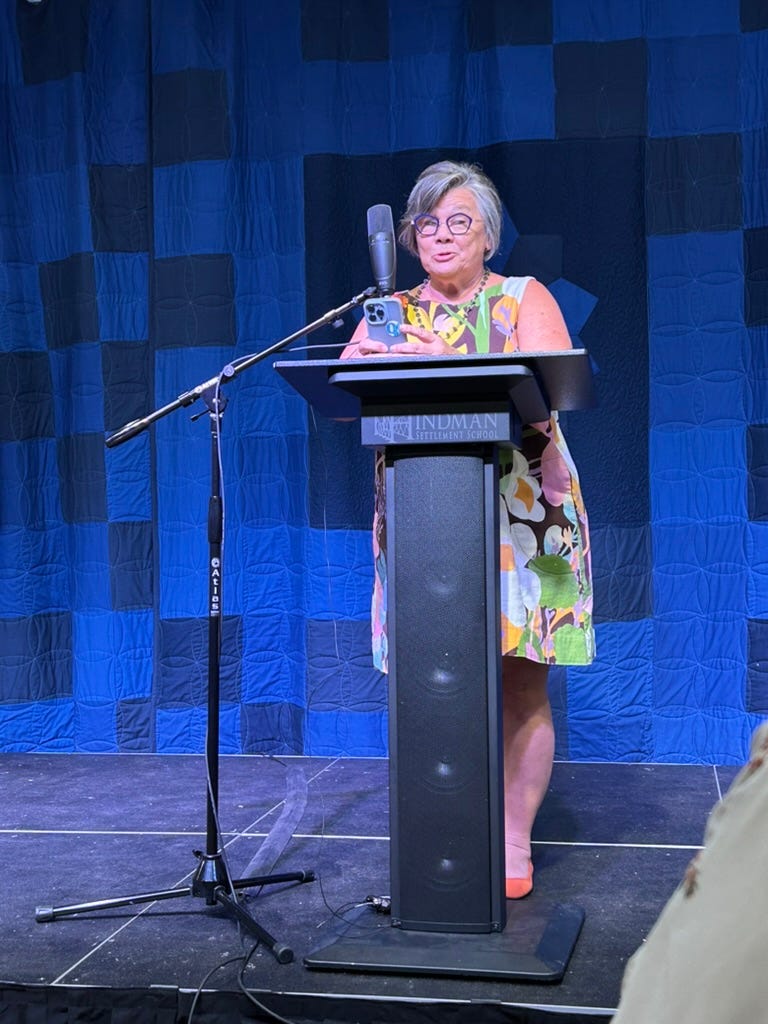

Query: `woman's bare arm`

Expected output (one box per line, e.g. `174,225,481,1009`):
515,280,572,352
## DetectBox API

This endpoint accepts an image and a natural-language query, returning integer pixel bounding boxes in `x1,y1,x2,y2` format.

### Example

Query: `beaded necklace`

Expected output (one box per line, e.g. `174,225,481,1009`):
407,266,491,337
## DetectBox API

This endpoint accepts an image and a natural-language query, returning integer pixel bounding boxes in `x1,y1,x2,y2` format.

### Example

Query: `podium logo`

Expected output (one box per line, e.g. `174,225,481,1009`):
374,415,414,442
373,413,502,443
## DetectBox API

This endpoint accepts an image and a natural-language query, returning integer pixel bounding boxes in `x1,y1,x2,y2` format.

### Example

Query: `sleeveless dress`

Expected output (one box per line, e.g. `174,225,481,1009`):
371,275,595,673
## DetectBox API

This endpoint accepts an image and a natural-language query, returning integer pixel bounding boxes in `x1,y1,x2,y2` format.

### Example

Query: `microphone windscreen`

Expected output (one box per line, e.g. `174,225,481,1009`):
367,203,394,237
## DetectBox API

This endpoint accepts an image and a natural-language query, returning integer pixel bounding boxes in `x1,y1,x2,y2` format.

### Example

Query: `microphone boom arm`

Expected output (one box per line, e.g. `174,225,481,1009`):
105,285,377,448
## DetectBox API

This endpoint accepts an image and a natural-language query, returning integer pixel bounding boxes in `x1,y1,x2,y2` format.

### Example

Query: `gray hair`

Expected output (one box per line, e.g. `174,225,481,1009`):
398,161,503,259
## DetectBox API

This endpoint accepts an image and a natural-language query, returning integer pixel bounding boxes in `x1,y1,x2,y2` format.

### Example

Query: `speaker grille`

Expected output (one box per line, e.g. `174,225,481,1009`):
389,452,495,931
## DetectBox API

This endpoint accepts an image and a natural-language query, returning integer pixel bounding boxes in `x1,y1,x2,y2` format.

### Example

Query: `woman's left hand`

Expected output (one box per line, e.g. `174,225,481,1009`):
389,324,457,356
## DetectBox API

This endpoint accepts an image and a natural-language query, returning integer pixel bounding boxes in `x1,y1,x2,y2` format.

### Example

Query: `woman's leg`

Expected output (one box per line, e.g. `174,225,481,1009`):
502,656,554,887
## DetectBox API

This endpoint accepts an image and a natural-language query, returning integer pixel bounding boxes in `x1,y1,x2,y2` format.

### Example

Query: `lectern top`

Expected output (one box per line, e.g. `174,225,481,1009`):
274,349,596,423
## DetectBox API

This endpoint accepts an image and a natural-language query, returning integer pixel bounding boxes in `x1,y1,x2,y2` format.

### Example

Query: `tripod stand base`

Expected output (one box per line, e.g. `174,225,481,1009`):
36,850,315,965
305,900,584,981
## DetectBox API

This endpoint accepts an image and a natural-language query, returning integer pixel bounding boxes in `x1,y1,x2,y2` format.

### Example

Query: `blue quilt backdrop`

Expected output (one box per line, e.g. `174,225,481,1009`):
1,0,767,763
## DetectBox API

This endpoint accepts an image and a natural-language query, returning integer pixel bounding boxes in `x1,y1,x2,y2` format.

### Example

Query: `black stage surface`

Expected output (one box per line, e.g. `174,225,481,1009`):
0,753,738,1023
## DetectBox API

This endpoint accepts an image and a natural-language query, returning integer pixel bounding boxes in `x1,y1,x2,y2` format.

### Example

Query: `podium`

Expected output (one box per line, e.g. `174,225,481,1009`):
275,351,595,981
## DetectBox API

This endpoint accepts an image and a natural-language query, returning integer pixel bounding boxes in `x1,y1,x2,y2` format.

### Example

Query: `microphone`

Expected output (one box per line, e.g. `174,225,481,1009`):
367,204,397,295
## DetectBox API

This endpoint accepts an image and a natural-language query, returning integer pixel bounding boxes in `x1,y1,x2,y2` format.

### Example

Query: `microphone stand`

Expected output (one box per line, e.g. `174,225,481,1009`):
35,287,376,963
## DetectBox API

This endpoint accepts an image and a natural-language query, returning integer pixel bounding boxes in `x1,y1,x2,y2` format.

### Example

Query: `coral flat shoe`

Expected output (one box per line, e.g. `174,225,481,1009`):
505,860,534,900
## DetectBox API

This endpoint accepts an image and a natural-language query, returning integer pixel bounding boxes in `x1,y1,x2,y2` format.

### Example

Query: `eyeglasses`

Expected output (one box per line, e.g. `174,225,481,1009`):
412,213,474,236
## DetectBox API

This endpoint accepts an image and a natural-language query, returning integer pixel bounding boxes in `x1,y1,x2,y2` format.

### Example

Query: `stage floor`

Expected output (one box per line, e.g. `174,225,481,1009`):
0,752,738,1022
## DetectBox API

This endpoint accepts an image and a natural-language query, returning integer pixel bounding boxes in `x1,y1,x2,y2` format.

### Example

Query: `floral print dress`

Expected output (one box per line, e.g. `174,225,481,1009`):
371,275,595,672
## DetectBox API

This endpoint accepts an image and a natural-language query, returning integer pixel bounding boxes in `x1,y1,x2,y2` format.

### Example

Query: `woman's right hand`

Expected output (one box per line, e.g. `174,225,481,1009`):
339,334,395,359
354,337,394,356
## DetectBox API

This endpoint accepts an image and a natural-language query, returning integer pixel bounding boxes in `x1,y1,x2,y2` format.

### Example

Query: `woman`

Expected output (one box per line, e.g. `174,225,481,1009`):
341,161,594,899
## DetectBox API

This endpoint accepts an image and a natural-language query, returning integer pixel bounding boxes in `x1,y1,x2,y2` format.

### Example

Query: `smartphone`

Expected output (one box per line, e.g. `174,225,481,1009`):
363,297,404,348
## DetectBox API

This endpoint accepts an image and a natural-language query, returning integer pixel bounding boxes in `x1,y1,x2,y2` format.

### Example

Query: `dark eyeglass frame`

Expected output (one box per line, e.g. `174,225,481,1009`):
412,212,474,236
